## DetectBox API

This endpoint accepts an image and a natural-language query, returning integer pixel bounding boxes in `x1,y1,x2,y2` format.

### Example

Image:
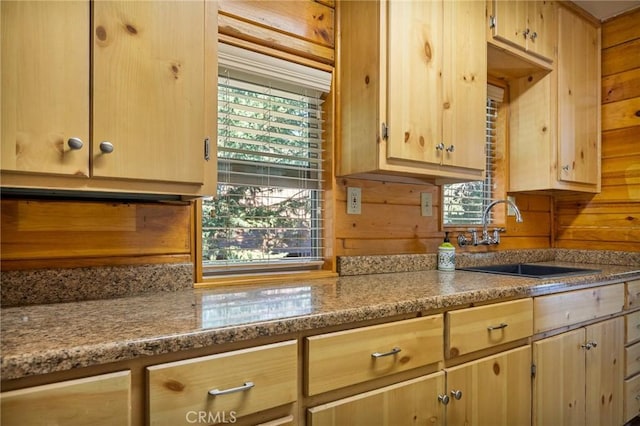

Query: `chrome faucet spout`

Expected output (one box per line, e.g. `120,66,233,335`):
478,199,523,245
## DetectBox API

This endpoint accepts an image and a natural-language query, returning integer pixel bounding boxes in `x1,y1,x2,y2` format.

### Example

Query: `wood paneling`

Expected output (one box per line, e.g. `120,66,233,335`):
555,8,640,252
0,199,192,269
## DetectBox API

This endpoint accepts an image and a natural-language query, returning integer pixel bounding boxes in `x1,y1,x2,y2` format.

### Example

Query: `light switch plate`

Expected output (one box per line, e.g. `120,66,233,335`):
421,192,433,217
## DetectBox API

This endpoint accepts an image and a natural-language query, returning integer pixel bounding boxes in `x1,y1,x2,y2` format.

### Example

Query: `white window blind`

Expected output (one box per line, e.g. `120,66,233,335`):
443,85,503,225
202,44,331,275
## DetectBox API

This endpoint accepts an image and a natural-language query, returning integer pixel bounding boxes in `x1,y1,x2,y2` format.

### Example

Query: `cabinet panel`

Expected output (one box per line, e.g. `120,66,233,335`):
307,372,445,426
306,315,443,396
626,279,640,310
556,7,600,186
627,310,640,343
626,342,640,378
533,328,585,426
93,0,205,184
0,370,131,426
585,317,624,426
446,345,531,426
624,373,640,424
447,298,532,357
526,1,556,60
491,0,528,51
147,340,297,425
533,284,624,333
1,0,90,177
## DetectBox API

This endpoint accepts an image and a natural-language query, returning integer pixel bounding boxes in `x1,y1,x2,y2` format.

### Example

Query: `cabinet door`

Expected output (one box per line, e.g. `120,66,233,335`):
556,7,600,186
92,1,205,184
386,0,442,167
307,372,445,426
585,317,624,426
491,0,527,51
441,0,486,170
1,371,131,426
446,345,531,426
526,1,556,61
533,328,585,426
1,0,89,177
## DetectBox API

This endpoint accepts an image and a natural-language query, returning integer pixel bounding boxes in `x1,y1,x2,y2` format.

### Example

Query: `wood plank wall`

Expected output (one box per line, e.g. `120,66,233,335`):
554,8,640,252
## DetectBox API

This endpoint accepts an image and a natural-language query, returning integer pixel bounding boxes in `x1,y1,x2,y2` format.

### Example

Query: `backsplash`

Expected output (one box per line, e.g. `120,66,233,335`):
1,263,193,307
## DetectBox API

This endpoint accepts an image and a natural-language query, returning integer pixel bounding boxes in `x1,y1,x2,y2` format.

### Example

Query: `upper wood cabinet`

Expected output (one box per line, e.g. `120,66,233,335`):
1,0,217,198
509,5,600,193
489,1,556,63
338,0,486,184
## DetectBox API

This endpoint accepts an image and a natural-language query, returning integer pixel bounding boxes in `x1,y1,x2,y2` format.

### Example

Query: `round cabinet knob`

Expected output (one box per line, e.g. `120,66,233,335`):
446,144,455,153
438,394,450,405
67,137,84,150
99,141,114,154
451,390,463,400
530,31,538,40
436,142,445,151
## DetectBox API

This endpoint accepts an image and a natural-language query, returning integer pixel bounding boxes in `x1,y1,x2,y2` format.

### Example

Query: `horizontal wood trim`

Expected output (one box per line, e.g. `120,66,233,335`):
1,254,191,272
602,68,640,104
556,202,640,215
336,178,439,206
218,0,334,48
601,7,640,49
556,211,639,228
1,199,191,261
218,14,334,65
555,240,640,251
602,97,640,130
602,126,640,157
335,203,439,239
602,38,640,77
555,227,640,243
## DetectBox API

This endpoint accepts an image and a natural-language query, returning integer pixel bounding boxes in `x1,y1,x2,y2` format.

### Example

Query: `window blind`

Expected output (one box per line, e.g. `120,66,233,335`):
202,44,331,274
443,85,503,225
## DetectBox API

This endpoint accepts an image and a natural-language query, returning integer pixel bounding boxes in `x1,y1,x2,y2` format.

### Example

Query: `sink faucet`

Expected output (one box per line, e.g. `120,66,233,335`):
459,198,523,246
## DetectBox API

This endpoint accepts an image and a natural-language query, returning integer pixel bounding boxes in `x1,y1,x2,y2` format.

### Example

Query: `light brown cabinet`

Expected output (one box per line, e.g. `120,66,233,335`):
0,370,131,426
307,373,446,426
1,0,216,197
509,5,600,193
533,317,624,426
338,0,486,184
444,345,532,426
147,340,297,425
488,0,556,62
624,279,640,423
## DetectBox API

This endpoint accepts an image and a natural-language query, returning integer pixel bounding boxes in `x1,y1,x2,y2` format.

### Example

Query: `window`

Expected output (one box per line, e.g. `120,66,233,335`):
442,84,505,226
202,44,331,277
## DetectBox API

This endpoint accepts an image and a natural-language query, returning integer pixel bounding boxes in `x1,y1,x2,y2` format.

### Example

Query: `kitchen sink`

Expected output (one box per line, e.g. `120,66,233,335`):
458,263,601,279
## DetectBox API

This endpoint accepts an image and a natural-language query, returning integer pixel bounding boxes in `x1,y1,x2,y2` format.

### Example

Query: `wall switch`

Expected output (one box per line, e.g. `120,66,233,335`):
347,187,361,215
507,195,516,216
421,192,433,217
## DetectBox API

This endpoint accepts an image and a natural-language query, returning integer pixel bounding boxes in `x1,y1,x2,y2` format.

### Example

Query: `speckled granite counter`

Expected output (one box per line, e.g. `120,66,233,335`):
2,260,639,381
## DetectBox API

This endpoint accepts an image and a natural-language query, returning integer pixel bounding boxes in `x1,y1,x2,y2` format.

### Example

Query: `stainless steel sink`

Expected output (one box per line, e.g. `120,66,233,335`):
458,263,601,279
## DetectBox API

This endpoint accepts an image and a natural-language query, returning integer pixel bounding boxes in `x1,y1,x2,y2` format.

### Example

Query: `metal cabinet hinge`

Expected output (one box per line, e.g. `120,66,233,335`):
489,15,496,29
204,137,211,161
531,363,536,378
381,123,388,140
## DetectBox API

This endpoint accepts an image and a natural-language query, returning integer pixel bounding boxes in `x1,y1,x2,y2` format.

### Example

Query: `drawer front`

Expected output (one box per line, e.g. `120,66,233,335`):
0,371,131,426
534,284,624,333
627,311,640,343
627,280,640,310
625,374,640,424
627,342,640,378
447,298,533,357
147,340,297,425
306,315,443,396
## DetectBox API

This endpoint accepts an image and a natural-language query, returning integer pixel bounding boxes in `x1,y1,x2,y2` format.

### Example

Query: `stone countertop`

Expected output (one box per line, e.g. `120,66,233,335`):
2,261,639,381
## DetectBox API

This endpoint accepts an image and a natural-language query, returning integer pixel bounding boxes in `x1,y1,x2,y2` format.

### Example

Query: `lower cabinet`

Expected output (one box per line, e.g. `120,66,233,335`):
444,345,531,426
532,317,624,426
0,370,131,426
146,340,297,426
307,372,446,426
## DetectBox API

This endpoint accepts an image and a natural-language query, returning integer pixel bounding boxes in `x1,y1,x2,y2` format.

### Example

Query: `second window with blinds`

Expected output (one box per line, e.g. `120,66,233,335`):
443,84,507,226
202,44,332,277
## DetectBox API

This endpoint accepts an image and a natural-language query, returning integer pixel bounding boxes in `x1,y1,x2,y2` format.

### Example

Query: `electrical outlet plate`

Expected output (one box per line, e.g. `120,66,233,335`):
507,195,516,216
421,192,433,217
347,187,361,215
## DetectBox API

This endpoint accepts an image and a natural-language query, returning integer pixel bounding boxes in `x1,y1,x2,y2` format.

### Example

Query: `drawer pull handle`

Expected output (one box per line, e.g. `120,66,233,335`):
371,347,402,358
208,381,254,397
487,323,508,331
